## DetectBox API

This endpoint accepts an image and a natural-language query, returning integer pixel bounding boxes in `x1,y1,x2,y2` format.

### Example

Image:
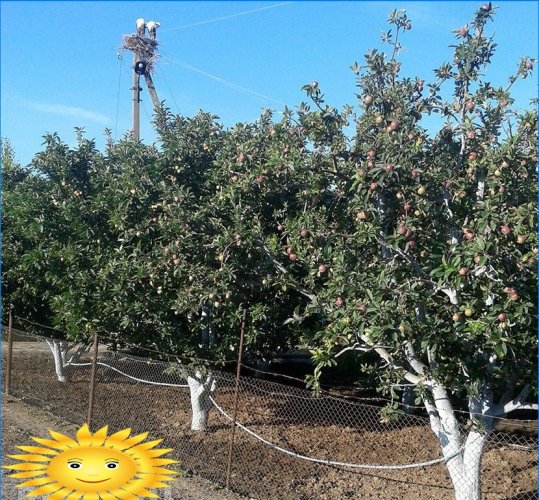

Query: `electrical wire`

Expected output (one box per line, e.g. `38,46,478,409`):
161,2,292,33
114,54,123,140
158,66,181,114
161,55,286,107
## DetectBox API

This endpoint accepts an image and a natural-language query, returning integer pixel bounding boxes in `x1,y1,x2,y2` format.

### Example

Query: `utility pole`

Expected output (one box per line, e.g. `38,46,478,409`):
132,50,141,141
122,18,161,141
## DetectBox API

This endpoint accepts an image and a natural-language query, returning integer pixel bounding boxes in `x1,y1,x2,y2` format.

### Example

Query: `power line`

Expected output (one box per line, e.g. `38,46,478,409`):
161,2,292,33
161,55,286,107
114,54,123,140
158,66,181,114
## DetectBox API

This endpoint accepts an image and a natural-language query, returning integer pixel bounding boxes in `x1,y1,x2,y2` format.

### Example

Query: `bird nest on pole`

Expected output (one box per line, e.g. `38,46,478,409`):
122,34,159,74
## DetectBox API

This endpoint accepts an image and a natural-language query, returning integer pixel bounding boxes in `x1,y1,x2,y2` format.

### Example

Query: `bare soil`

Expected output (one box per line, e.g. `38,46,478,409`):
3,342,537,499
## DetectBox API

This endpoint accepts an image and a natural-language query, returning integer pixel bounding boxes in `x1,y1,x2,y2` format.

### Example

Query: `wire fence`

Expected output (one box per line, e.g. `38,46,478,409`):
2,326,537,500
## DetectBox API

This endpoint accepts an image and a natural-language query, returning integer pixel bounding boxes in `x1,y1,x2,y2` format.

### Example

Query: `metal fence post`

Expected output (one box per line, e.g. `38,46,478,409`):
4,305,14,395
87,332,99,428
225,308,247,490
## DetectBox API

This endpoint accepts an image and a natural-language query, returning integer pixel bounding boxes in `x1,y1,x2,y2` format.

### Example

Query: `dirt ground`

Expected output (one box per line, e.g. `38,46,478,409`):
2,395,242,500
3,342,538,499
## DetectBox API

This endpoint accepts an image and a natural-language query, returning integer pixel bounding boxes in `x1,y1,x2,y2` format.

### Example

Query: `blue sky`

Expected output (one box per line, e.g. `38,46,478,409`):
1,1,537,166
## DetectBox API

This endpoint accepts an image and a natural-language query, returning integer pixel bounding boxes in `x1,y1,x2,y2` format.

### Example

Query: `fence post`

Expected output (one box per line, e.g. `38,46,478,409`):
225,308,247,490
5,305,14,395
87,332,99,428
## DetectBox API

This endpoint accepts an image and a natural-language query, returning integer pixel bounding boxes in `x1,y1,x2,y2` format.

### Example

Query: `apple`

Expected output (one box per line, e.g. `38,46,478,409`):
237,153,246,163
300,228,309,238
286,246,293,255
498,185,505,193
408,240,417,249
497,312,507,322
173,258,180,266
465,101,474,111
358,168,366,177
318,264,328,274
414,210,421,217
509,291,519,301
256,175,266,183
225,291,232,300
403,202,412,211
172,254,178,260
464,308,473,317
459,267,469,276
375,115,384,125
398,324,406,334
289,253,297,262
208,293,215,300
370,182,378,191
458,26,469,36
526,60,534,70
234,234,242,242
367,150,376,159
151,217,158,223
356,211,368,220
474,255,482,264
231,174,239,182
218,253,225,262
130,189,136,195
367,160,374,168
335,297,344,307
468,151,478,161
277,224,284,232
411,170,418,179
494,169,502,177
452,313,461,322
417,186,426,195
385,164,394,172
500,225,511,235
396,191,404,200
481,3,490,10
398,225,407,235
357,303,367,313
467,130,476,139
364,95,373,105
269,127,276,137
517,235,526,244
389,120,400,131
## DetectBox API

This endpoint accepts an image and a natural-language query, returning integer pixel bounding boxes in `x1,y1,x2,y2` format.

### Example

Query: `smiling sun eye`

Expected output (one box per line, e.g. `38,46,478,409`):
105,462,118,469
68,462,82,469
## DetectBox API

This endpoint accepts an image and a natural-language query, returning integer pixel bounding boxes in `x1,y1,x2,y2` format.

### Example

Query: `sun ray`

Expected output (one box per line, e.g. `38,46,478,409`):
7,470,47,479
81,493,100,500
121,479,160,498
64,492,83,500
97,491,120,500
26,482,64,496
89,425,109,446
8,453,53,463
145,448,174,458
108,489,139,500
75,424,94,447
4,462,48,471
48,429,78,448
17,445,59,456
115,432,150,450
31,437,72,450
105,428,132,444
16,476,57,488
48,488,76,500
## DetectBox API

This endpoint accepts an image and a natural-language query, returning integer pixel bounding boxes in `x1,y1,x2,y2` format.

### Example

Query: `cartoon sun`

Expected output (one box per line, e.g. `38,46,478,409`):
3,423,178,499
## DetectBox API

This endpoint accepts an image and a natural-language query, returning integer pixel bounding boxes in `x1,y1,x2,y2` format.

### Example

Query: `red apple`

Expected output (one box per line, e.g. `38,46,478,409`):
465,101,474,111
289,253,297,262
481,3,490,10
408,240,417,248
318,264,328,274
500,225,511,235
459,267,469,276
335,297,344,307
458,26,469,36
389,120,399,131
237,153,246,163
370,182,378,191
367,150,376,159
286,246,293,254
173,258,180,266
467,130,476,139
231,174,239,182
509,291,519,301
464,231,474,240
517,235,526,244
526,61,534,70
398,225,408,235
411,170,418,179
497,312,507,322
385,164,394,172
468,151,478,161
277,224,284,232
256,175,266,183
300,228,309,238
357,303,367,313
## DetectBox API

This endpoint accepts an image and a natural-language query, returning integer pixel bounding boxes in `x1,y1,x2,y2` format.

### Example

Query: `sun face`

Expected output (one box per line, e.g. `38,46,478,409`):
3,423,178,499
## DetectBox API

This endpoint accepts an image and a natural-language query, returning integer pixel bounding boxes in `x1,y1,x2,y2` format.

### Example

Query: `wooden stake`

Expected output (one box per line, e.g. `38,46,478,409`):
225,308,247,490
5,306,14,395
87,332,99,428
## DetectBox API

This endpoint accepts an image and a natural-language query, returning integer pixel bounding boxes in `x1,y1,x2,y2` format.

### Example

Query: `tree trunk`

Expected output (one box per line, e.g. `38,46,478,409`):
187,371,217,431
45,339,69,383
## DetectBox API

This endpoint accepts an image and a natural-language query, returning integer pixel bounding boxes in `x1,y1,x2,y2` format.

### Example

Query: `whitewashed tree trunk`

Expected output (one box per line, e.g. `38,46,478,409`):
424,383,493,500
45,339,88,383
187,371,217,431
45,339,69,383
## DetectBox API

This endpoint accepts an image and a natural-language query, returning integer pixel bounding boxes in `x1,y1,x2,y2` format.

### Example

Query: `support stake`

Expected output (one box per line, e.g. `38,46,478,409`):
5,305,14,395
225,308,247,490
87,332,99,428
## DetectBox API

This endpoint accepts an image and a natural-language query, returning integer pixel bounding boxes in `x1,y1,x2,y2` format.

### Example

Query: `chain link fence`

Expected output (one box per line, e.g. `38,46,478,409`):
2,327,537,499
